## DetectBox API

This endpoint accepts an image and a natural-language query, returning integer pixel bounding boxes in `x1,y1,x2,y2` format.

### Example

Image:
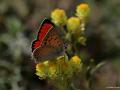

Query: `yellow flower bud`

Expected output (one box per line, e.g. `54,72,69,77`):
36,63,46,79
76,3,90,19
78,36,87,45
67,17,80,31
43,61,49,66
51,9,67,26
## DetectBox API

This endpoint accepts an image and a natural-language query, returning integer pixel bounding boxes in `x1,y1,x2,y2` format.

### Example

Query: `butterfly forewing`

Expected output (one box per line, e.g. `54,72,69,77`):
42,28,64,48
32,19,54,52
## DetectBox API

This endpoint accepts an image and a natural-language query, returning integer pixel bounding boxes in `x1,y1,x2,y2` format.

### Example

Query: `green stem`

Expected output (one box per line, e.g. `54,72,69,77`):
55,59,71,90
56,77,71,90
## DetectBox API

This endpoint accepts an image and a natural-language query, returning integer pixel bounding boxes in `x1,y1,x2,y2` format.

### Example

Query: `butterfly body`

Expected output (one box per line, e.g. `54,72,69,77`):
32,18,65,62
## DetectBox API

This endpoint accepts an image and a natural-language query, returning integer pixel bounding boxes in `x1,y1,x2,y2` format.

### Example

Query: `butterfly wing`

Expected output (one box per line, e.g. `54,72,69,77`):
42,27,64,47
33,46,64,62
32,18,54,52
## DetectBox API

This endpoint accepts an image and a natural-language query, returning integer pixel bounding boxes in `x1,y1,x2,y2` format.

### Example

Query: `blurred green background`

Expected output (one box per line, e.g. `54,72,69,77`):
0,0,120,90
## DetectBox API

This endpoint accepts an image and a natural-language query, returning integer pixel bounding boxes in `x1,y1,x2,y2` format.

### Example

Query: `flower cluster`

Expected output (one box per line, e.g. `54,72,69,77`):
51,3,90,45
36,55,82,79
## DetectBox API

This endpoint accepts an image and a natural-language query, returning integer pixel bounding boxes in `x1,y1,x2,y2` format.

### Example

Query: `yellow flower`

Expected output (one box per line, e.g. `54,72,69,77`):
71,55,81,64
76,3,90,19
36,63,46,79
67,17,80,31
69,55,82,70
48,61,57,78
51,9,67,26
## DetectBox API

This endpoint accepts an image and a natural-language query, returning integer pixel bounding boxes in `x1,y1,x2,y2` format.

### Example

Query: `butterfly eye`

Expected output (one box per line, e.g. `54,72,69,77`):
64,43,68,49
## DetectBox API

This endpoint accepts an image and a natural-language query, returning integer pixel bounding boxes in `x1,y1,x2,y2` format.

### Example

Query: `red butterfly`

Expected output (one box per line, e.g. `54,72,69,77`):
32,18,65,62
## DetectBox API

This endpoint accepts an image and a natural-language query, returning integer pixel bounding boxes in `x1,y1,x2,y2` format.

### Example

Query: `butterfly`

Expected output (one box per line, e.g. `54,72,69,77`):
31,18,66,62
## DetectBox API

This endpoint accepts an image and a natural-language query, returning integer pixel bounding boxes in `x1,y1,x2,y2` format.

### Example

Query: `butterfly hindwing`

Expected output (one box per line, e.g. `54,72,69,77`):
33,46,64,62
